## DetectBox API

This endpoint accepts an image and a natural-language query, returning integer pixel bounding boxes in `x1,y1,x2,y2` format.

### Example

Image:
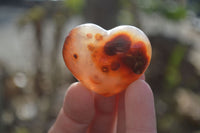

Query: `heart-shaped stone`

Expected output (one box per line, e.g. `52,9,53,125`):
63,23,151,97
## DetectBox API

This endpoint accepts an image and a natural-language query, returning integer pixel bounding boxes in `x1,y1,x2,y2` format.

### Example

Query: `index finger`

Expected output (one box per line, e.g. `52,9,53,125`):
48,82,95,133
125,80,157,133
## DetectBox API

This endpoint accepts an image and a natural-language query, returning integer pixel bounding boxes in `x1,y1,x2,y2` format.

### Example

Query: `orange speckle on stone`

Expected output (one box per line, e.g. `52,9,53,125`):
86,33,93,38
95,33,103,41
62,23,151,97
87,43,95,51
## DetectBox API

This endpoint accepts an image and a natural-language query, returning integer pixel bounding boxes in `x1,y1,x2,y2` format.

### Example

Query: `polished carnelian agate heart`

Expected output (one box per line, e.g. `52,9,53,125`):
63,23,151,97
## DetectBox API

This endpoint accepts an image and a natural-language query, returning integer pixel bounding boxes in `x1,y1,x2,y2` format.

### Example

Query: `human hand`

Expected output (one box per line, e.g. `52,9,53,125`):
48,76,157,133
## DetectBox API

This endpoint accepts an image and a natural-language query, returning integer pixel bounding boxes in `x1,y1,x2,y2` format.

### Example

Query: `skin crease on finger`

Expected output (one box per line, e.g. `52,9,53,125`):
88,94,117,133
48,82,95,133
48,77,157,133
63,83,95,124
125,80,156,133
116,74,145,133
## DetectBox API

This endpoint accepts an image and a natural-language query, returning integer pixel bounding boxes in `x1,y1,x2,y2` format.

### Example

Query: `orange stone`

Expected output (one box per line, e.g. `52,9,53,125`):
86,33,93,38
63,23,152,97
95,33,103,41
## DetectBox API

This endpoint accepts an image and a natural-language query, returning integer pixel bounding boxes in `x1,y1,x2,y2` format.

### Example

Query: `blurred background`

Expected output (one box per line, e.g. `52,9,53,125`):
0,0,200,132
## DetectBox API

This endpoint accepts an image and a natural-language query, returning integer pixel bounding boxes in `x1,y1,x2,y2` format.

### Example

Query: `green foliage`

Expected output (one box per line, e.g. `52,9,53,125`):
14,127,29,133
63,0,85,14
18,6,45,27
53,12,66,26
168,45,186,68
165,66,181,89
27,6,45,22
119,0,132,8
164,45,187,89
137,0,161,13
162,6,187,20
159,115,175,131
137,0,187,20
118,10,134,25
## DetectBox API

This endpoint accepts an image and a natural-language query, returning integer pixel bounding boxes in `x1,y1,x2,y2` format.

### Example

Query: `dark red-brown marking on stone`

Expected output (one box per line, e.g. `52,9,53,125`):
104,34,131,56
101,66,109,73
73,54,78,59
110,61,120,71
122,42,148,74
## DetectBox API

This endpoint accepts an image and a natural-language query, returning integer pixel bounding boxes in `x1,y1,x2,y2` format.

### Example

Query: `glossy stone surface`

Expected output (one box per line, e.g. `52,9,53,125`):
63,23,151,96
